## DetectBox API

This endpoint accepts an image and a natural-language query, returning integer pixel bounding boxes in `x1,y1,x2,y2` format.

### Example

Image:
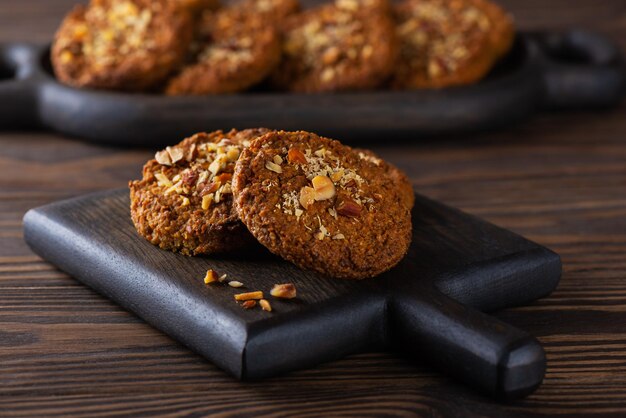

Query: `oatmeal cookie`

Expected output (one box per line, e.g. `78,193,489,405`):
165,6,281,95
129,128,270,255
52,0,193,91
232,130,412,279
271,0,398,92
391,0,514,89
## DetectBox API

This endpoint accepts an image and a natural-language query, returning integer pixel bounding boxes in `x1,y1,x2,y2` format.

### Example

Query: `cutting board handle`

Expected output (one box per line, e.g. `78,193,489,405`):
391,288,545,399
530,30,625,109
0,42,41,129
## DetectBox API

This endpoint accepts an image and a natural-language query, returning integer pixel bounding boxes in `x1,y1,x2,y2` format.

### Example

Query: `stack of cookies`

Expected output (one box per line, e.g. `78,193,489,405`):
52,0,514,93
129,129,414,279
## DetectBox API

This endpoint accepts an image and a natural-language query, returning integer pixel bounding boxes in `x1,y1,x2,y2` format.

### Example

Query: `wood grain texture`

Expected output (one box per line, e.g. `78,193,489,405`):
1,0,626,416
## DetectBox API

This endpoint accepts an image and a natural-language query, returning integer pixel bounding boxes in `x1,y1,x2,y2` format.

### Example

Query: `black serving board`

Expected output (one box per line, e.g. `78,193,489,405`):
1,30,624,146
23,189,561,400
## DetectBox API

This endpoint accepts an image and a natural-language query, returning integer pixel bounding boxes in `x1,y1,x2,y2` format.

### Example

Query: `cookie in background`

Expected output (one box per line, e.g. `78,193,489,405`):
391,0,514,89
52,0,193,91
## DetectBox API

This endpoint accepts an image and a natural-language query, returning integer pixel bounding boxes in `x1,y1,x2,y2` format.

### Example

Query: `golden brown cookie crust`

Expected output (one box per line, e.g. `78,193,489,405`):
391,0,514,89
165,6,281,95
52,0,193,91
232,130,412,279
129,128,270,255
354,148,415,209
271,0,398,92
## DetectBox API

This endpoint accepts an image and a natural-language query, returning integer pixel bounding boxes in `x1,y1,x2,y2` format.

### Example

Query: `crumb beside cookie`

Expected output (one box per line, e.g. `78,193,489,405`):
232,130,412,279
129,128,270,255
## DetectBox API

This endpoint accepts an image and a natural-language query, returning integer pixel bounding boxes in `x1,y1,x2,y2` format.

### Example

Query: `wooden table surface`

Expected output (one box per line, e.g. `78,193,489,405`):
1,0,626,416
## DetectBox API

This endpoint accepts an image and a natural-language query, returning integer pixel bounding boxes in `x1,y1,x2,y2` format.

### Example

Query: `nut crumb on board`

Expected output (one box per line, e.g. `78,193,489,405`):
204,269,219,284
270,283,297,299
228,280,244,288
259,299,272,311
234,291,264,301
241,300,257,309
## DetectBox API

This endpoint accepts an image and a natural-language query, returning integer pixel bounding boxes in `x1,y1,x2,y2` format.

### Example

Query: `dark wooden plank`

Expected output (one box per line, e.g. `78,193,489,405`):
1,0,626,416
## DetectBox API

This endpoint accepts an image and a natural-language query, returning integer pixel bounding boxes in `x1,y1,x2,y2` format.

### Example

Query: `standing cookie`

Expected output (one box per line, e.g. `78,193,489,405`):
165,5,282,95
233,130,412,279
52,0,193,91
391,0,514,89
129,128,270,256
271,0,398,92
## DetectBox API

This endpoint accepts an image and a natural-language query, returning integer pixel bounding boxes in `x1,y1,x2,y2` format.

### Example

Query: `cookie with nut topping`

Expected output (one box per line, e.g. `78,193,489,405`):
129,128,270,255
165,4,282,95
232,130,412,279
52,0,193,91
391,0,514,89
271,0,398,92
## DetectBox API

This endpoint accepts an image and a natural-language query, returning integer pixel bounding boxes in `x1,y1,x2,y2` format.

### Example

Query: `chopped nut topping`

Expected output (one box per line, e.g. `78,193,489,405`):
241,300,257,309
320,67,336,82
288,148,307,164
234,291,264,301
203,182,220,195
228,281,244,288
218,274,228,283
166,146,184,164
362,44,373,59
154,172,172,187
60,50,73,63
330,169,344,182
201,194,213,210
322,46,341,65
181,170,198,187
259,299,272,312
273,155,283,165
155,149,172,166
181,196,190,207
185,143,197,162
226,147,240,162
270,283,297,299
332,233,346,240
337,0,359,12
299,186,316,209
265,161,283,173
312,175,336,201
216,173,232,184
208,156,226,175
203,269,219,284
337,197,362,217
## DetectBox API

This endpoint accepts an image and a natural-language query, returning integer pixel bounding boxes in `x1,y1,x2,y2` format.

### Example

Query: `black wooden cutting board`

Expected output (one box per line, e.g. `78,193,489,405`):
23,189,561,400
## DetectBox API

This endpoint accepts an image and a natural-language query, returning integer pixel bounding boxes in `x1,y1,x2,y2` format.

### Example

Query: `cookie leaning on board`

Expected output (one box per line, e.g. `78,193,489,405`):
129,129,414,279
233,130,413,279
